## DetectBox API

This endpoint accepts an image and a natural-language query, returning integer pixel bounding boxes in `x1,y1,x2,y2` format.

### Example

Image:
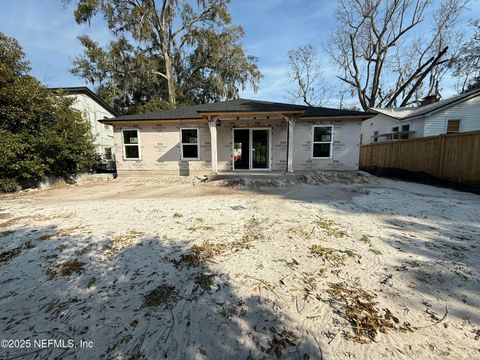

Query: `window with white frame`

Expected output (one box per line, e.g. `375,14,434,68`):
122,129,140,160
447,119,461,134
180,128,199,160
392,126,399,139
401,124,410,139
312,125,333,158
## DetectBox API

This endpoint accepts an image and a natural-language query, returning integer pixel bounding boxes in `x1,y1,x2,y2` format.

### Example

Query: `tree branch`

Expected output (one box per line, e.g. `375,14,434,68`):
399,46,449,107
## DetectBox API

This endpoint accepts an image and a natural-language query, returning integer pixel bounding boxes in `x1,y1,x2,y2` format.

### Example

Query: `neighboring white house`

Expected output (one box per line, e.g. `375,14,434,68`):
361,88,480,144
50,87,118,167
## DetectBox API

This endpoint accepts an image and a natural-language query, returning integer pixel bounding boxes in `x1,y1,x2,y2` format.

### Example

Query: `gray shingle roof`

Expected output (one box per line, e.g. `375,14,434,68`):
102,98,368,122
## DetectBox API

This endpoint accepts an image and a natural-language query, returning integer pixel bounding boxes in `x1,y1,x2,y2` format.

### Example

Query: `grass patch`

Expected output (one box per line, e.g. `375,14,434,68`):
0,212,13,220
0,245,22,263
369,247,382,255
175,218,261,268
360,235,372,245
360,235,382,255
309,245,359,266
241,217,264,243
46,259,86,279
326,282,412,343
188,225,215,232
40,226,85,240
0,213,72,229
194,273,216,292
143,284,179,308
175,229,258,269
287,225,311,239
102,230,145,259
0,217,23,228
267,329,297,358
86,277,96,288
0,230,15,238
314,217,347,238
175,241,226,268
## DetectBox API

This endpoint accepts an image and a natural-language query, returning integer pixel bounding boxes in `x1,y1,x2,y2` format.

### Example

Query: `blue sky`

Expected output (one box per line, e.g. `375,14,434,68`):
0,0,478,106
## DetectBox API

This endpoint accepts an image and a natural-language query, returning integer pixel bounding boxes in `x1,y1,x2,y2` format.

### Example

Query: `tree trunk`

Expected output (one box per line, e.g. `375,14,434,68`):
163,49,176,107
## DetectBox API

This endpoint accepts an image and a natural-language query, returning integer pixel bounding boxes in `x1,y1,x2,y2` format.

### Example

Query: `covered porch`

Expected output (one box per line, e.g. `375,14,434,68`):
205,112,300,174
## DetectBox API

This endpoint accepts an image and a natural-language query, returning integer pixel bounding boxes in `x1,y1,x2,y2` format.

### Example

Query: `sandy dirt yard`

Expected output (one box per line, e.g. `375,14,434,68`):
0,173,479,360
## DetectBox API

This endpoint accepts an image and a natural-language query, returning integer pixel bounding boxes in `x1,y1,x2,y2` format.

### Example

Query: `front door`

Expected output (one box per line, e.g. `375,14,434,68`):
251,129,269,169
233,129,249,170
233,128,270,170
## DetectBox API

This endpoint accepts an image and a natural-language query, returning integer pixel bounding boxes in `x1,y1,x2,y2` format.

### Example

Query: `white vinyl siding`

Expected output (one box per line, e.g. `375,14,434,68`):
424,95,480,136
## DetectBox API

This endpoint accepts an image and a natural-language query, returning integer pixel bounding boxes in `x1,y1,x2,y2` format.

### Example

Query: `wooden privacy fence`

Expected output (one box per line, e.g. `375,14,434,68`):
360,131,480,184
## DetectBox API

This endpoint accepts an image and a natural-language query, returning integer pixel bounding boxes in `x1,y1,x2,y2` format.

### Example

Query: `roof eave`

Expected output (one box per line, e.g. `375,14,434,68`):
197,110,306,116
49,87,120,117
303,114,373,120
98,117,204,124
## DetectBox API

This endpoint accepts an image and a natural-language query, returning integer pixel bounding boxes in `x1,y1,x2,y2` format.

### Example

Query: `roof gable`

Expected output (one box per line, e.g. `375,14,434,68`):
49,87,119,117
371,88,480,120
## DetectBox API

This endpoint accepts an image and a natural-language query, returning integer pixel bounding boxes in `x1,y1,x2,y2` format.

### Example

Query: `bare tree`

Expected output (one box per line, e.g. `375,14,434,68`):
287,44,330,107
327,0,469,110
450,20,480,92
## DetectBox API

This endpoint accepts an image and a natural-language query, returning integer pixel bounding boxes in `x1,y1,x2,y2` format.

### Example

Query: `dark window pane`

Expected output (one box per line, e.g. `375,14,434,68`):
313,143,331,158
125,145,139,159
123,130,138,144
447,120,460,133
233,129,249,169
105,148,112,160
252,130,269,169
182,144,198,159
181,129,198,144
314,127,332,142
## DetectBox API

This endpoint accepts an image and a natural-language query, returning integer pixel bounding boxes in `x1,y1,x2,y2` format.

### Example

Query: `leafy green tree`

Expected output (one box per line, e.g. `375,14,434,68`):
67,0,261,112
71,35,168,113
0,33,97,190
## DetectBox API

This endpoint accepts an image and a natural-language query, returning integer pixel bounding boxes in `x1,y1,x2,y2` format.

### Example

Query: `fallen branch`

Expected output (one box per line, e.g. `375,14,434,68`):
414,303,448,330
328,324,348,345
244,274,283,300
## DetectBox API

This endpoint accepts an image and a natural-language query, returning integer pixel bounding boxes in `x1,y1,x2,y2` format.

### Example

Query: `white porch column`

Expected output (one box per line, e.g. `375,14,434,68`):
287,117,295,173
208,116,218,173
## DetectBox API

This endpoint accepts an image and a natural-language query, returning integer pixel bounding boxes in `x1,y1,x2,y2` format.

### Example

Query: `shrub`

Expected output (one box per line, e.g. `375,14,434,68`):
0,33,97,189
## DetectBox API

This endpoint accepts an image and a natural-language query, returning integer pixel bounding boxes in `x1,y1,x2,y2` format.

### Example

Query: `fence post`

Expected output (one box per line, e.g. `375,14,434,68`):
438,135,446,176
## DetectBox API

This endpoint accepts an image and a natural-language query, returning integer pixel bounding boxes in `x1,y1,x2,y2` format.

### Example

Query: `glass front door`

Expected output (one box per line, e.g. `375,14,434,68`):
251,129,269,169
233,128,270,170
233,129,250,170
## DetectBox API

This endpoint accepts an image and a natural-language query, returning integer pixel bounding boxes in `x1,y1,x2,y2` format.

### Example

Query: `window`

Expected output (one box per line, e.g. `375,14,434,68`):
392,126,399,140
373,131,379,142
122,129,140,160
447,119,460,134
312,125,333,158
181,128,199,160
104,147,112,160
401,124,410,139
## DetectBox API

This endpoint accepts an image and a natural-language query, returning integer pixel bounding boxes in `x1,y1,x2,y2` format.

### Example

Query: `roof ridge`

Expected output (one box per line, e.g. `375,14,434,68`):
372,87,480,120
